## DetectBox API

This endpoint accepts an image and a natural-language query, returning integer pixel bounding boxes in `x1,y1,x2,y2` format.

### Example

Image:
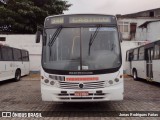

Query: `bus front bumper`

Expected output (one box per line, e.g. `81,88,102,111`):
41,84,124,102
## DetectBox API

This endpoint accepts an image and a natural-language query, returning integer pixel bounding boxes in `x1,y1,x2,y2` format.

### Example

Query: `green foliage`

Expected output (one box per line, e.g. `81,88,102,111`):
0,0,71,34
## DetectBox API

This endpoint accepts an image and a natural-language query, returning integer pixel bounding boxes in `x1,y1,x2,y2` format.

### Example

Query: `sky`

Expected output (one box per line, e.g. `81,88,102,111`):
64,0,160,15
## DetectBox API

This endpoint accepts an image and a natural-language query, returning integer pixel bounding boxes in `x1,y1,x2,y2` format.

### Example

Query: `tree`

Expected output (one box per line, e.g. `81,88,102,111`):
0,0,71,34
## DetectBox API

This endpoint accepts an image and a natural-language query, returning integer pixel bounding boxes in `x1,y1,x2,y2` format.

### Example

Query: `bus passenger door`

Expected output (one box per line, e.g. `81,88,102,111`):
146,48,153,80
128,52,133,75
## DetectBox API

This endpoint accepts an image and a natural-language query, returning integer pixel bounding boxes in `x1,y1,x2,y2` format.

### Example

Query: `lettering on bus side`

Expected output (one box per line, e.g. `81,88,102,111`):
69,72,93,75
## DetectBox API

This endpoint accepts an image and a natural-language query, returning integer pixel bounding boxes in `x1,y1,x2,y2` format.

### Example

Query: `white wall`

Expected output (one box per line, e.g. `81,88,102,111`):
136,28,147,41
121,41,138,70
0,35,42,71
136,21,160,42
147,22,160,41
118,18,160,40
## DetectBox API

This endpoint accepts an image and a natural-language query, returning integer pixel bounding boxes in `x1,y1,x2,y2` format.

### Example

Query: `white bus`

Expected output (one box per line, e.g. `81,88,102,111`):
126,40,160,83
36,14,124,102
0,45,30,82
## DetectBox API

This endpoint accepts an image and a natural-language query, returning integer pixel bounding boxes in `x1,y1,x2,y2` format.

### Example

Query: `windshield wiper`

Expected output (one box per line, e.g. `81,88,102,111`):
48,26,62,47
88,26,101,55
48,26,62,61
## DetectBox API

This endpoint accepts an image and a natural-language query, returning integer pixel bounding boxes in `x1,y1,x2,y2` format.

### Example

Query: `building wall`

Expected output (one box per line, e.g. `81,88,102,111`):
121,41,138,70
118,18,160,40
147,22,160,41
136,21,160,42
0,34,139,72
155,10,160,17
136,28,147,41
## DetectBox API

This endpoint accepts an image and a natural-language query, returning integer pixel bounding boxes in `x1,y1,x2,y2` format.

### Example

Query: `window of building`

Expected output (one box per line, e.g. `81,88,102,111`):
149,11,154,17
0,37,6,41
154,45,160,59
139,47,144,60
124,25,129,32
118,22,129,33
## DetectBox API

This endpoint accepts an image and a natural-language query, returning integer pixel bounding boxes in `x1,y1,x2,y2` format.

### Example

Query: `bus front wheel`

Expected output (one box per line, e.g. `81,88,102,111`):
14,70,21,82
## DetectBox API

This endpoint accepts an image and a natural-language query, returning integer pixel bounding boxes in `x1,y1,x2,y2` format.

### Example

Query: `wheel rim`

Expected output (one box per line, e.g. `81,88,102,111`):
16,71,20,80
17,74,20,80
133,72,136,79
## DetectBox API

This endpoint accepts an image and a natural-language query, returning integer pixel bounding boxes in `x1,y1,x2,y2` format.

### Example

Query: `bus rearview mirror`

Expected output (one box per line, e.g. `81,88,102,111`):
35,31,41,43
119,32,122,42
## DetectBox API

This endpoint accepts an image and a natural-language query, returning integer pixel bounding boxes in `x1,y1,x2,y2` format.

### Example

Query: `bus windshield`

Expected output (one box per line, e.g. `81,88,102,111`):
42,27,121,71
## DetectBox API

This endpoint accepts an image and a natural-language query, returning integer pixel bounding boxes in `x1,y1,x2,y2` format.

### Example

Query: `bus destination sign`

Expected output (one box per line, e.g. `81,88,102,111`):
50,17,64,24
69,16,111,24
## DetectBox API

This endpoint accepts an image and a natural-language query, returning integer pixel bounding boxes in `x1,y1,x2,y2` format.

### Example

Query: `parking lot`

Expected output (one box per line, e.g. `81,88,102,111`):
0,76,160,119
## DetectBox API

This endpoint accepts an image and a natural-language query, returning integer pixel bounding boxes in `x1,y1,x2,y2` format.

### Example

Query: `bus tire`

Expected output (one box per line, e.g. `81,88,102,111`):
133,70,138,80
14,69,21,82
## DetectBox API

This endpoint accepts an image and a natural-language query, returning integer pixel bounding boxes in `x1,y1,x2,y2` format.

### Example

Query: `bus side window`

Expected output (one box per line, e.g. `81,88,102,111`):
13,49,22,61
126,51,128,61
129,53,133,61
27,51,29,61
0,47,2,61
154,45,160,59
139,47,144,60
133,49,138,61
1,46,13,61
145,50,148,60
22,51,29,61
7,48,13,61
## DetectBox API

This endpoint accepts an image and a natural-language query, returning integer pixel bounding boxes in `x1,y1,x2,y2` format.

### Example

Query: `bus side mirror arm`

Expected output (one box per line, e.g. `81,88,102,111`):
119,32,122,42
35,27,43,43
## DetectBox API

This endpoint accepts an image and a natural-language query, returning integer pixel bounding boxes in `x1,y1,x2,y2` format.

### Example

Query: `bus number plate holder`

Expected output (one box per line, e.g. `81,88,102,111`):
74,91,89,96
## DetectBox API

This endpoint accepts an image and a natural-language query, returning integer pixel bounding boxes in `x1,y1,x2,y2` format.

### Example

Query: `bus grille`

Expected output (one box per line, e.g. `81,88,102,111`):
57,93,106,100
59,81,106,89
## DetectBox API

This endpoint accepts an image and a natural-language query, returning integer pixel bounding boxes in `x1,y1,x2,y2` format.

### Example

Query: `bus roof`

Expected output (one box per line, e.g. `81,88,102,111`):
127,39,160,52
46,14,116,19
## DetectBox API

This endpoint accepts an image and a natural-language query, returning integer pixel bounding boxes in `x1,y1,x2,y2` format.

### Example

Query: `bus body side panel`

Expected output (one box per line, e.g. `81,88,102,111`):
135,61,146,79
21,61,26,76
21,51,30,76
131,61,146,79
152,60,160,82
12,61,29,78
23,61,30,75
0,61,14,81
125,61,131,75
13,61,23,76
0,61,7,81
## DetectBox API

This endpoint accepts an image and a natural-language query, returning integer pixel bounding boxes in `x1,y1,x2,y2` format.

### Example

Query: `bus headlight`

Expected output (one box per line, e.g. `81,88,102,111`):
108,80,113,85
44,79,49,83
114,78,119,82
50,81,55,85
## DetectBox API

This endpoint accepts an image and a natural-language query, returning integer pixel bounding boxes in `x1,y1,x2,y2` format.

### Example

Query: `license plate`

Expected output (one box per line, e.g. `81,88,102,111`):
74,91,89,96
